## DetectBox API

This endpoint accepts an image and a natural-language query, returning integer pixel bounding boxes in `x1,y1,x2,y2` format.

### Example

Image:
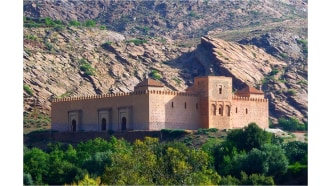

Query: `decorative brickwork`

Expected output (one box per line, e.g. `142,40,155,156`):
51,76,268,132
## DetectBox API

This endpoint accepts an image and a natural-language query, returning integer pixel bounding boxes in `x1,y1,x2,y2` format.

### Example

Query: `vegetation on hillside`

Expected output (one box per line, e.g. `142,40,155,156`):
24,16,102,29
24,123,307,185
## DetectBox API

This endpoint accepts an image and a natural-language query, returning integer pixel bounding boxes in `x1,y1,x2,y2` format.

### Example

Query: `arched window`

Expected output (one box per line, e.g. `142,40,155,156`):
185,102,187,109
212,104,216,115
71,119,76,132
236,107,238,113
246,108,248,114
219,105,223,116
101,118,106,131
226,105,230,116
172,102,174,108
121,117,127,131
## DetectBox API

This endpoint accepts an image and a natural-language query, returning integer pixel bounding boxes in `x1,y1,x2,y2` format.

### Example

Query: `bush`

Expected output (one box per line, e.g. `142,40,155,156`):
161,129,187,139
269,68,279,76
99,25,106,30
24,84,33,95
196,128,218,135
79,59,96,76
279,53,288,59
44,17,56,27
25,35,37,41
150,70,162,80
127,38,147,45
69,20,82,27
286,89,296,96
84,20,96,27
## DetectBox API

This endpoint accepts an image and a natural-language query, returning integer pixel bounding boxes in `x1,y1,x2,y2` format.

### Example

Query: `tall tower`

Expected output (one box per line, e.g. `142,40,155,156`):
192,76,232,129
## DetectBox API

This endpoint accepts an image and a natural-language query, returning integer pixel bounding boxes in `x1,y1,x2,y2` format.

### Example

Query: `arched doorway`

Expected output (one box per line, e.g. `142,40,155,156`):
72,119,76,132
101,118,106,131
121,117,126,131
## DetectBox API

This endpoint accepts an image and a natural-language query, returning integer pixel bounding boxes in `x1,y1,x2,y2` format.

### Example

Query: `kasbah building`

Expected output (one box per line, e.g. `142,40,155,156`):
51,76,269,132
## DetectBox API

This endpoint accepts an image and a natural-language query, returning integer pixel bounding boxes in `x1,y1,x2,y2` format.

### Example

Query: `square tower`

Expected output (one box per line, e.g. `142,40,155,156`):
192,76,233,129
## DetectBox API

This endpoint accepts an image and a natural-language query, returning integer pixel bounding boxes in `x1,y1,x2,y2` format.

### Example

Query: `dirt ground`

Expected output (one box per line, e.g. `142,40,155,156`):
292,132,308,143
265,128,308,143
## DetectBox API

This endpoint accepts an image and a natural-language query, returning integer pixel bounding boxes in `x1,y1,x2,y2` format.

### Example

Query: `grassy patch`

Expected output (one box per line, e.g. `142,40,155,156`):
297,80,307,85
24,111,51,133
173,77,182,85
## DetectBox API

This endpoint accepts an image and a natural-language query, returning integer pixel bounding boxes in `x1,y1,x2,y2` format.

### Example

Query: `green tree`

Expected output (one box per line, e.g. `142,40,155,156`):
241,144,288,177
227,123,273,151
278,117,306,131
261,144,288,177
24,148,49,185
82,150,113,176
243,148,268,175
283,141,308,164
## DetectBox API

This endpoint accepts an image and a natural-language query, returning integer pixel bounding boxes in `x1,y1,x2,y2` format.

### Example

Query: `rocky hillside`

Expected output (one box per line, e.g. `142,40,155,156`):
23,0,308,132
24,0,307,39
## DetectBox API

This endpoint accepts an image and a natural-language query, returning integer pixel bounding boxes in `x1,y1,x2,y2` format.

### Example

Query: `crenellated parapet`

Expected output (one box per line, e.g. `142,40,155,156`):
51,89,200,103
232,95,268,102
148,90,198,97
51,90,149,103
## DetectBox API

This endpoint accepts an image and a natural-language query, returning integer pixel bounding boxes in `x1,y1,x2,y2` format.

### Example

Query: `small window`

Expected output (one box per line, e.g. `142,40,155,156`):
235,107,238,113
226,105,230,116
219,85,222,94
184,102,187,109
196,103,198,110
246,108,248,114
172,102,174,108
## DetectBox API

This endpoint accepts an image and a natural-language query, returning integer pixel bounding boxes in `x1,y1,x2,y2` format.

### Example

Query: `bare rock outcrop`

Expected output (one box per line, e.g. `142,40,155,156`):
194,36,307,123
